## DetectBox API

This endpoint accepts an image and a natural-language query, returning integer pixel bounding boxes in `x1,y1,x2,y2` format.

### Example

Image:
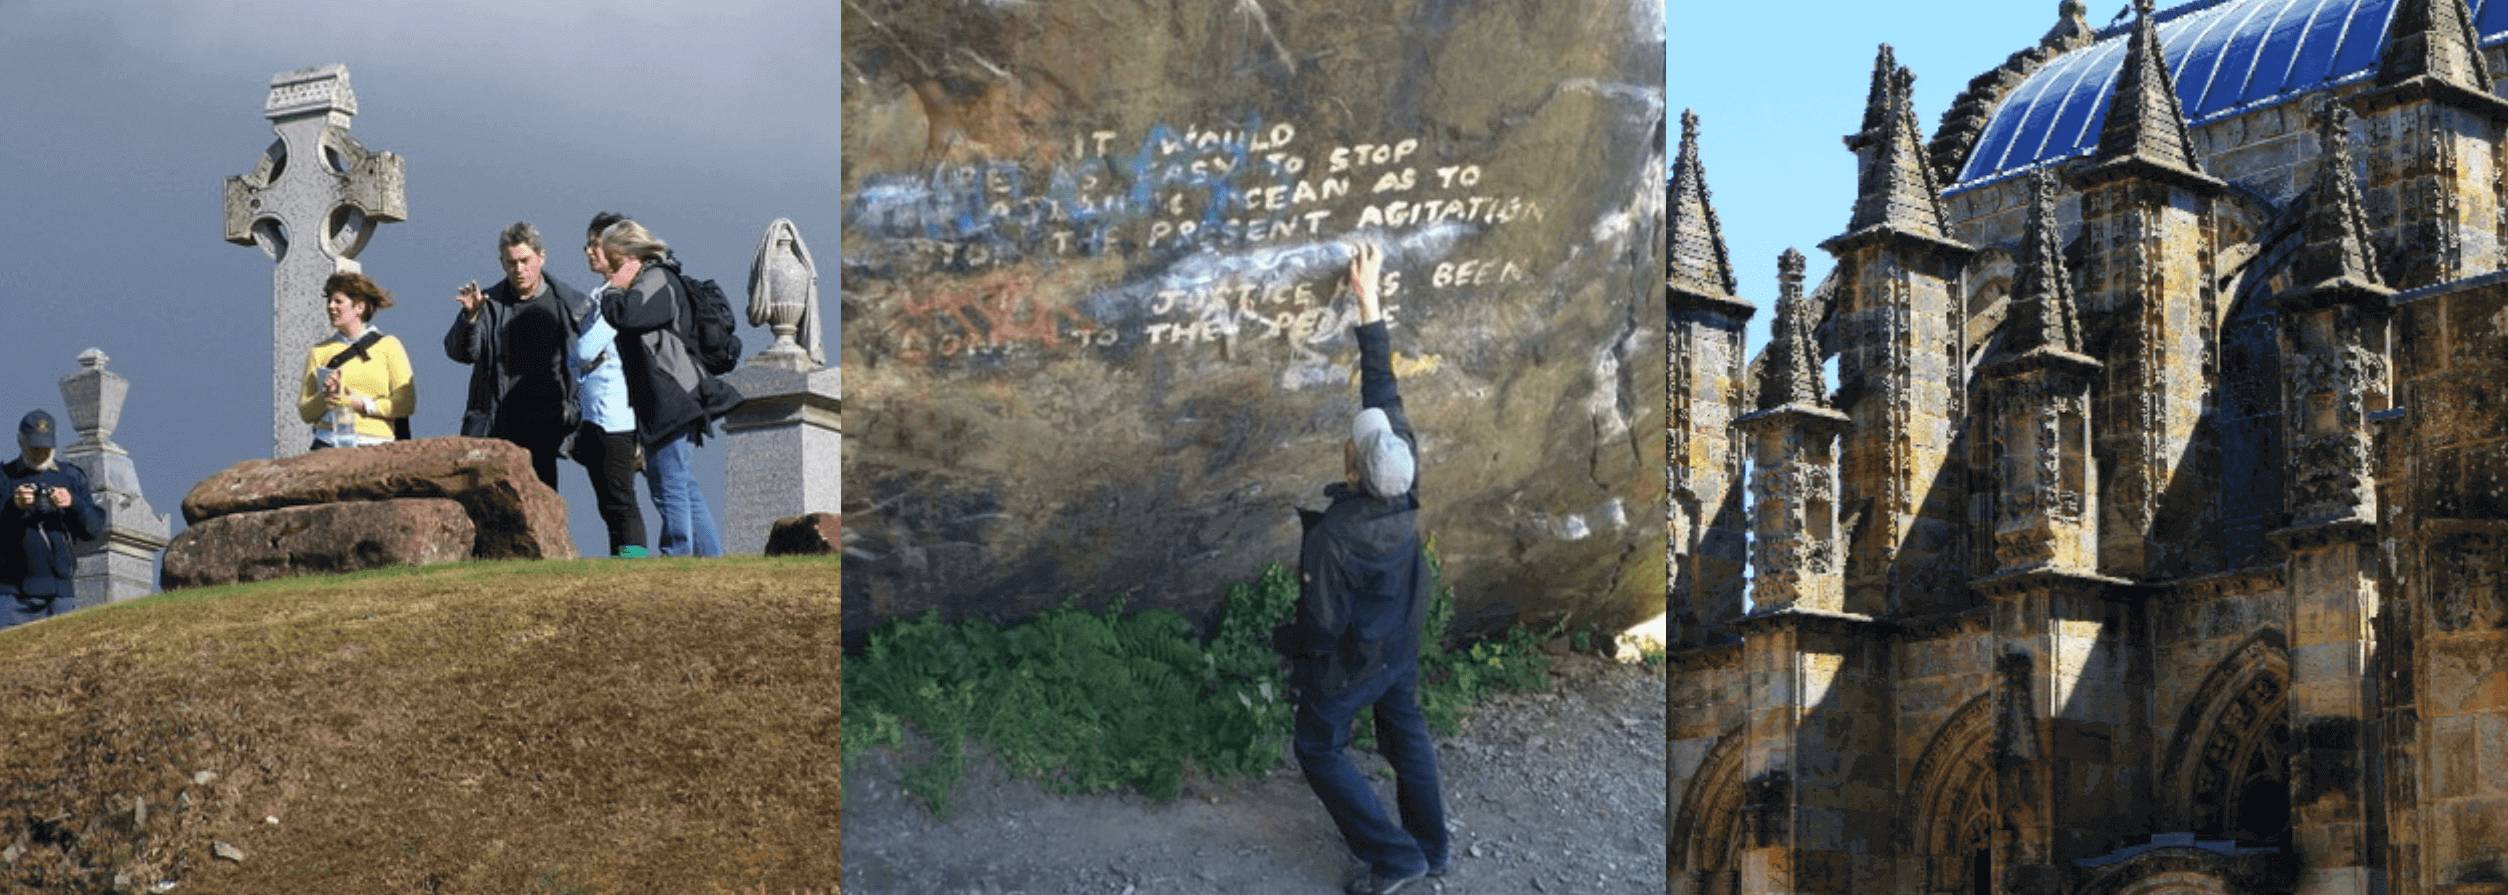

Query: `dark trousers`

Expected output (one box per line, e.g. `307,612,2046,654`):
494,424,567,493
573,422,646,556
1294,659,1448,878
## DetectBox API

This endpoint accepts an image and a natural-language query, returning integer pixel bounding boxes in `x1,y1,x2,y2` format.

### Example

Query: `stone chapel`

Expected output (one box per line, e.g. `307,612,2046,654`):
1668,1,2508,894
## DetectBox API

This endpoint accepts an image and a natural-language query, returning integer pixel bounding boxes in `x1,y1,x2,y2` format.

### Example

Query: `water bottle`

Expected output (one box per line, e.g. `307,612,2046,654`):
327,371,357,445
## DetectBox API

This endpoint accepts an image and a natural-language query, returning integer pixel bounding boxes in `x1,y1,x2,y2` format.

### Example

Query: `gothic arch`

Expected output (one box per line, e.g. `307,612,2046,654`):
2158,631,2291,840
1904,693,1996,895
2074,848,2264,895
1671,723,1747,895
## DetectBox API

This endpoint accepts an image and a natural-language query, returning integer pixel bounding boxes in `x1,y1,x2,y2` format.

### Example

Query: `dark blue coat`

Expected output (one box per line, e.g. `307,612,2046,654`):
0,458,104,603
1282,321,1427,696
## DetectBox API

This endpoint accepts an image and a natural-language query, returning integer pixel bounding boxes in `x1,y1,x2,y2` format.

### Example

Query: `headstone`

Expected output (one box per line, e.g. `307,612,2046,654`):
720,220,840,555
58,349,171,607
223,64,407,458
839,1,1667,642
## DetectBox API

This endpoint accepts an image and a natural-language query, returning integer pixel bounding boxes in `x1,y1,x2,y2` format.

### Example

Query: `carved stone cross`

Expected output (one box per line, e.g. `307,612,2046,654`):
224,64,407,456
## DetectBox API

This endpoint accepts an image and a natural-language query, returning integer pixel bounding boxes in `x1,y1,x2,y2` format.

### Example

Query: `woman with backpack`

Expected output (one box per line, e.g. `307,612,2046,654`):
298,271,416,451
595,219,727,556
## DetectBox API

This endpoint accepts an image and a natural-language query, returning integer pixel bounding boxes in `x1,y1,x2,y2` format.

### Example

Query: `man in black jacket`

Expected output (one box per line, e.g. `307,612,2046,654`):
1281,243,1448,895
0,410,103,626
446,222,591,491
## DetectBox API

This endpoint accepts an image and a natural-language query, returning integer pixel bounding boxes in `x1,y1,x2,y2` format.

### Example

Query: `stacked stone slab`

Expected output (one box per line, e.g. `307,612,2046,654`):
162,437,574,589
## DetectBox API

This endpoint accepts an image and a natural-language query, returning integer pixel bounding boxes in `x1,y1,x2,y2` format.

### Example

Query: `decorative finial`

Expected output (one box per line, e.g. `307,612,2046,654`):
1682,108,1700,145
78,348,108,370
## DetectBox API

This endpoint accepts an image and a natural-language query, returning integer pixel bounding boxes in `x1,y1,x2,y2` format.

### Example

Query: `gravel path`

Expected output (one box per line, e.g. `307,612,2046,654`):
842,652,1667,894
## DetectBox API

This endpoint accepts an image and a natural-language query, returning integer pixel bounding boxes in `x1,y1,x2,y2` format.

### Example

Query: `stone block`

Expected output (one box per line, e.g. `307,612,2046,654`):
2484,715,2508,796
2425,637,2508,713
763,512,842,556
2433,714,2482,799
160,499,473,590
2431,799,2508,876
180,436,572,560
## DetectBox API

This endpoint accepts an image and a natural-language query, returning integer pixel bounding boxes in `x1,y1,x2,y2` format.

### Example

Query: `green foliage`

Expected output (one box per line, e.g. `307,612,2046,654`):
843,549,1553,815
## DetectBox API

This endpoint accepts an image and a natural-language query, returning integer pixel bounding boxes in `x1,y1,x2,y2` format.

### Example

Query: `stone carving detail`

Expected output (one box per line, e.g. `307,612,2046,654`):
1738,251,1849,611
1905,692,1996,887
2159,633,2290,834
2426,531,2503,631
746,218,825,370
1671,726,1748,877
2277,105,2393,528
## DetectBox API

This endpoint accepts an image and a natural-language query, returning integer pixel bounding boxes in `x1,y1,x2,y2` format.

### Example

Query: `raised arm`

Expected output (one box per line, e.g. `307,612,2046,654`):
1348,243,1412,444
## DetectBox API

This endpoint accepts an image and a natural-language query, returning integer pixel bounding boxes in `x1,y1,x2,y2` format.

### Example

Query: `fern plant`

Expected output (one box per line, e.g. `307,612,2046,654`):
842,546,1551,815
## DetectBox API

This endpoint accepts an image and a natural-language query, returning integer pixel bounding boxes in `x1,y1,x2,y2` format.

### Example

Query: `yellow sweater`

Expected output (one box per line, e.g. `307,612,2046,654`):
298,331,416,443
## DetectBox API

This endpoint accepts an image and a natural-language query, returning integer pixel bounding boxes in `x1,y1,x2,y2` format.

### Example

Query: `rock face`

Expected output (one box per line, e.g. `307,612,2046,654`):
180,437,573,561
841,1,1667,643
161,499,475,589
764,513,842,557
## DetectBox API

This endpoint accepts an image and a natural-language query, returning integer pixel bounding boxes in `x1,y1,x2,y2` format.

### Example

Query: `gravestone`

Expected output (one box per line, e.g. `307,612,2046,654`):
720,219,841,555
223,64,407,458
58,349,171,607
842,1,1668,643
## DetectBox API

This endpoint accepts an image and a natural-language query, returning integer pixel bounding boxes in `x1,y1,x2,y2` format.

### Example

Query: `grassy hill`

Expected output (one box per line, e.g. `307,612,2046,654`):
0,558,840,895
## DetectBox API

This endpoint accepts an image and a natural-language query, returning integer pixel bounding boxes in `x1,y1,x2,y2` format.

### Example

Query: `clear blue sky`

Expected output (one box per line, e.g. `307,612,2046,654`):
0,1,837,562
1669,0,2075,356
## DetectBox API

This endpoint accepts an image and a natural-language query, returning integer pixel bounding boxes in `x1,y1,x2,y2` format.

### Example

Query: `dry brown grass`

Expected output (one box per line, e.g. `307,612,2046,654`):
0,557,839,894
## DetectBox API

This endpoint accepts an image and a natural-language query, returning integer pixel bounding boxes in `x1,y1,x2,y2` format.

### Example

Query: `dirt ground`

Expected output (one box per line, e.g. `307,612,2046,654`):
842,651,1667,894
0,559,842,895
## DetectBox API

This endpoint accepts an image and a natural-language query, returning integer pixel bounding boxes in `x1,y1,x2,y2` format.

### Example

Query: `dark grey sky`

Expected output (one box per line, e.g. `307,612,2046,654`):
0,0,838,560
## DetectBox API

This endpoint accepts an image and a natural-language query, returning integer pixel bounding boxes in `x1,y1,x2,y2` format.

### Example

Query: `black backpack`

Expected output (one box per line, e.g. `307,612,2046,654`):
660,259,744,376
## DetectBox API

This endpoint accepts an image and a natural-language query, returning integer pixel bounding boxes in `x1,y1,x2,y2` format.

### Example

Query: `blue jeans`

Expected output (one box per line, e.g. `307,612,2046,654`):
1294,659,1447,878
642,432,722,557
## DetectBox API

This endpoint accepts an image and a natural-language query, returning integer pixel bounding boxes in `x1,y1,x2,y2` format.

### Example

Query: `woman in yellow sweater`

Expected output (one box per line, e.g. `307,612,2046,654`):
298,271,416,450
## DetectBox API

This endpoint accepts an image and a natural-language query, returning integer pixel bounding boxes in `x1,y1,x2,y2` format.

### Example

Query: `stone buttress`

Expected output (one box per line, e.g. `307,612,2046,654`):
1735,248,1898,895
2270,103,2395,895
1671,109,1757,648
2065,0,2229,580
1820,45,1978,619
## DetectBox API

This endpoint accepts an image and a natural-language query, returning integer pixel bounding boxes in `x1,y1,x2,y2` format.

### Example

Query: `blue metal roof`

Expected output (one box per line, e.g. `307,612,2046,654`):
1953,0,2508,188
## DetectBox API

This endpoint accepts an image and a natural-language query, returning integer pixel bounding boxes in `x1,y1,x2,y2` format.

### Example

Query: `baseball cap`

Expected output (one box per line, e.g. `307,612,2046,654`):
1350,407,1413,498
18,410,56,451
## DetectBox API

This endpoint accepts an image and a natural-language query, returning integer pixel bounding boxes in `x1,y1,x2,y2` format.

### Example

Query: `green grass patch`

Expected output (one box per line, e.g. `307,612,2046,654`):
844,546,1550,815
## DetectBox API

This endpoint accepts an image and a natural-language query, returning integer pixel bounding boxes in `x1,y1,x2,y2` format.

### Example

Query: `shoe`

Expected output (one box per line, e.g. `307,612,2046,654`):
616,545,649,558
1344,869,1423,895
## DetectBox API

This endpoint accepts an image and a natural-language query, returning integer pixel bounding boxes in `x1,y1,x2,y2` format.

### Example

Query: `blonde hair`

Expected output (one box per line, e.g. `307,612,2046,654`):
599,219,669,264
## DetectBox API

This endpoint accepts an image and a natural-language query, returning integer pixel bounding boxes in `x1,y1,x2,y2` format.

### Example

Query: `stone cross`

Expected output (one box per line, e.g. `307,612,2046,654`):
721,219,840,555
223,64,407,457
58,349,170,607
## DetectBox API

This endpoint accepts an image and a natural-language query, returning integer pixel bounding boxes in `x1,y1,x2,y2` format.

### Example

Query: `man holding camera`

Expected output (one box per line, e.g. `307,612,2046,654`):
0,409,103,625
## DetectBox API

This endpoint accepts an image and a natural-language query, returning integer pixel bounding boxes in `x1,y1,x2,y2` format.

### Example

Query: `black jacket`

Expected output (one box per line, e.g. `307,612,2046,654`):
1281,321,1427,696
445,275,591,440
0,458,104,604
603,259,738,448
